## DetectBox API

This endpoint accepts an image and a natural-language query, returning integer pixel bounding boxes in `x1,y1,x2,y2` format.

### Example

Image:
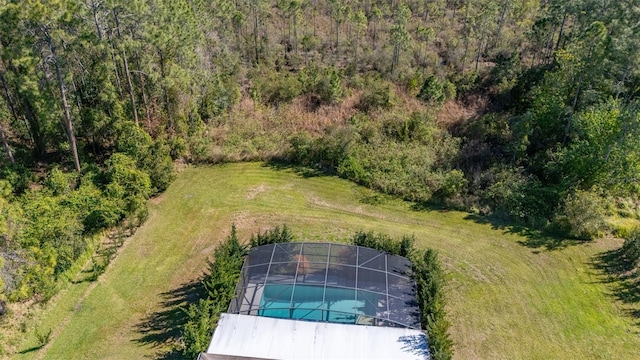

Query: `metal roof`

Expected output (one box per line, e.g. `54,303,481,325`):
228,242,420,329
206,313,430,360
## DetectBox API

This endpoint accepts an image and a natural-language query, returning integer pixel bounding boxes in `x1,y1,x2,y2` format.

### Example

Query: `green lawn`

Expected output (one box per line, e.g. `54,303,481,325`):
14,162,640,359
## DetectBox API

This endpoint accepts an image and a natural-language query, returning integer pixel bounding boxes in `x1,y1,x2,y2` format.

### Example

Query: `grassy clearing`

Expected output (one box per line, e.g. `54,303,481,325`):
12,162,640,359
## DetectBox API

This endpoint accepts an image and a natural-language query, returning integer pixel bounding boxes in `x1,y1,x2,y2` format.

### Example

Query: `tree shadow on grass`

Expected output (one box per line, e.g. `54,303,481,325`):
133,278,206,359
18,345,43,355
462,213,582,251
411,201,576,251
263,159,329,178
591,248,640,327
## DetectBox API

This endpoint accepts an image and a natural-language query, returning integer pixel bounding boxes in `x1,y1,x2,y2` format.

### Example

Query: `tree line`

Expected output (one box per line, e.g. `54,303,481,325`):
1,0,639,310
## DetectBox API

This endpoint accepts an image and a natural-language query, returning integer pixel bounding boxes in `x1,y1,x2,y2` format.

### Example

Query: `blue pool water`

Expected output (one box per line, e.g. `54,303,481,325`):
259,284,375,324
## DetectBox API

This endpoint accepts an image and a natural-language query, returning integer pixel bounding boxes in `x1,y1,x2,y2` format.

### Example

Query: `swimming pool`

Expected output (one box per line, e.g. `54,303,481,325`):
259,284,378,324
228,242,421,329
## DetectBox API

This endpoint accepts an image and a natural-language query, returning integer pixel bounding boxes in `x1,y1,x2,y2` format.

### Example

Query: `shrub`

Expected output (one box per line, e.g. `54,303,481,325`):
115,121,153,159
438,169,468,199
351,231,414,258
382,112,432,143
357,79,396,112
250,225,294,247
104,153,152,216
481,170,560,228
611,221,638,239
620,230,640,267
413,249,453,360
320,68,343,104
352,231,401,255
183,225,247,357
448,71,479,96
182,299,217,360
199,74,241,120
294,126,359,171
44,167,77,196
417,75,446,105
115,122,176,193
553,190,606,239
0,165,33,195
147,139,176,193
337,156,370,185
19,191,85,277
351,231,452,359
253,71,303,106
288,132,315,164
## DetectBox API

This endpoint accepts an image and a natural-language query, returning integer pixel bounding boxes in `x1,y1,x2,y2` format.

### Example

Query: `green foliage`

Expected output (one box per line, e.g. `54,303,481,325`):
553,190,606,240
3,0,640,336
104,153,152,217
0,165,34,195
290,126,360,171
620,230,640,268
351,231,452,358
115,122,154,160
182,299,217,360
249,225,294,247
479,165,529,217
448,71,479,96
199,74,241,120
0,256,5,299
298,66,344,105
253,69,303,106
115,122,175,193
439,169,468,199
417,75,446,105
412,249,453,360
382,112,433,143
357,78,396,112
489,52,522,93
317,67,343,104
290,113,460,205
68,175,121,234
562,101,640,196
19,190,84,277
183,224,246,357
34,328,52,348
43,167,77,196
351,231,414,258
146,138,176,193
338,137,458,203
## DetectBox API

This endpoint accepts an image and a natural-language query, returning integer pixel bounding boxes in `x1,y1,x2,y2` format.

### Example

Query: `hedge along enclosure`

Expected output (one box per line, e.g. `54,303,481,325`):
182,226,453,360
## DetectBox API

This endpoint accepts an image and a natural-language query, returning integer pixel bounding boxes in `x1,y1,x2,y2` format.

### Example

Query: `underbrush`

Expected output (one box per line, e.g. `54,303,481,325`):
196,90,640,242
0,122,171,305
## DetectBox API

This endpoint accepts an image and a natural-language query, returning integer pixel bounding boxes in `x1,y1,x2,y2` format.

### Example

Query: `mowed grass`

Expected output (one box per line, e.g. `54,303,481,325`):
14,162,640,359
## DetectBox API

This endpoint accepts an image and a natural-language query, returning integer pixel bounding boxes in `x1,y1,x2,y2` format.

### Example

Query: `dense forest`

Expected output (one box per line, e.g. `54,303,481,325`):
1,0,640,328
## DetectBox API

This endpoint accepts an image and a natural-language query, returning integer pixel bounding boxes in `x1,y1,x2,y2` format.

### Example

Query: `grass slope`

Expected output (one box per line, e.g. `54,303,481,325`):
14,162,640,359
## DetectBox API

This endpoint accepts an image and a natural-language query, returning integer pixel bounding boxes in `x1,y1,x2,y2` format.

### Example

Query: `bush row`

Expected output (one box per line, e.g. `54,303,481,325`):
350,231,453,360
181,225,293,358
182,227,454,360
0,122,175,303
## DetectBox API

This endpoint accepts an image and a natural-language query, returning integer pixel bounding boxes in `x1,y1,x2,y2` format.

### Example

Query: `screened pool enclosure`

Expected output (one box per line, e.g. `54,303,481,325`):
228,242,421,329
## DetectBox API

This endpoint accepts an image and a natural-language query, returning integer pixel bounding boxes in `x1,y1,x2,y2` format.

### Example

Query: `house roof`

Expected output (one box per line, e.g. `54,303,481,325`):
205,313,429,360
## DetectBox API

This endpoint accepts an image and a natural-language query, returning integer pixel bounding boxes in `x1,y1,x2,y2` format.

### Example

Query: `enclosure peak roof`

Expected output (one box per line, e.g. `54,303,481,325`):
229,242,420,329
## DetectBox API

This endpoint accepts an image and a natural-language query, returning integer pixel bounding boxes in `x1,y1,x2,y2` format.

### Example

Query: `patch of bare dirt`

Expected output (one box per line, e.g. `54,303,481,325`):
149,193,166,205
246,184,268,200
